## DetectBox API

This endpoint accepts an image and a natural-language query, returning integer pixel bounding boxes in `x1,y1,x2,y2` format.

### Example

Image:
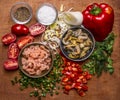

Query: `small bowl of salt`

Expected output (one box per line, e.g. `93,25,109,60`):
36,3,58,25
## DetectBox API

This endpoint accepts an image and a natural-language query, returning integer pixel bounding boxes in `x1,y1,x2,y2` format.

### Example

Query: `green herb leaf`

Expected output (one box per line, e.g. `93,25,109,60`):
82,33,115,77
11,54,63,98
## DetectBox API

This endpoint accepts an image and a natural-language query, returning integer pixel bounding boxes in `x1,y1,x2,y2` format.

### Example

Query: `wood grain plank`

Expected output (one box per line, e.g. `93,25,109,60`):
0,0,120,100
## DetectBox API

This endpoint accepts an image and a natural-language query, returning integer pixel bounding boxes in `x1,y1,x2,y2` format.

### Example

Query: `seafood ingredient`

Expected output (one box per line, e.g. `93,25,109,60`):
61,28,93,60
4,59,18,70
82,3,114,41
21,44,52,76
8,43,19,59
1,33,16,45
11,24,29,36
41,14,70,51
17,35,34,49
29,23,46,36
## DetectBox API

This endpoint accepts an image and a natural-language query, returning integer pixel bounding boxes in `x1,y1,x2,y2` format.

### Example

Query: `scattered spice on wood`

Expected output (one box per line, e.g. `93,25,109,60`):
14,7,31,22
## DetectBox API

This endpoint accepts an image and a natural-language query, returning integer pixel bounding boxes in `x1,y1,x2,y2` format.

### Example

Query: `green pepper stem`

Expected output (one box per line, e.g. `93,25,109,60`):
90,5,102,15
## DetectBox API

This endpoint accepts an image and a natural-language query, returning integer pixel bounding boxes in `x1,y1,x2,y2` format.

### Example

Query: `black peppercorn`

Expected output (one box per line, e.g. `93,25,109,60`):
14,7,31,22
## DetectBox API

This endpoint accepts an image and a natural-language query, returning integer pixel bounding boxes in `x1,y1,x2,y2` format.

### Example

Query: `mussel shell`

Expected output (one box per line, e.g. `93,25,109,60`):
60,26,95,62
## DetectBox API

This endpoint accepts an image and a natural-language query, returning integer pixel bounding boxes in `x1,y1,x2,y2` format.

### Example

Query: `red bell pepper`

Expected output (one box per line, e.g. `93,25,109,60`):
82,3,114,41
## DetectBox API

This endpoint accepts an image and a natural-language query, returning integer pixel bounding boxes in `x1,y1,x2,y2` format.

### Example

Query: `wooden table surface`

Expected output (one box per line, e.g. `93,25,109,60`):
0,0,120,100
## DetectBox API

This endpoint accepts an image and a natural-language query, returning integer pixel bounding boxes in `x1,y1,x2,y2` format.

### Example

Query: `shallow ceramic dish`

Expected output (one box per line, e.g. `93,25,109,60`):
60,26,95,62
18,42,53,78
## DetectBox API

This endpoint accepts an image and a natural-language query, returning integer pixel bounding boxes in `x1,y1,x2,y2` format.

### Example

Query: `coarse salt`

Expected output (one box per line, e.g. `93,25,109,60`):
37,4,57,25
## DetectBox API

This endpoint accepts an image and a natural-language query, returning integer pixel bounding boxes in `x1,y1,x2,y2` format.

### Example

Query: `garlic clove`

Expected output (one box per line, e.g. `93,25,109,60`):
63,11,83,25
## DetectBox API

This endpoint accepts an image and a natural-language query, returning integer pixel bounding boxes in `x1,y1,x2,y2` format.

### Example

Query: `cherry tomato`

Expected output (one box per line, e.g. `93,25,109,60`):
29,23,46,36
3,59,18,70
1,33,16,45
81,85,88,91
73,82,82,90
62,77,69,82
61,58,92,96
8,43,19,59
17,35,34,49
86,74,92,80
11,24,29,36
78,91,86,96
64,85,72,91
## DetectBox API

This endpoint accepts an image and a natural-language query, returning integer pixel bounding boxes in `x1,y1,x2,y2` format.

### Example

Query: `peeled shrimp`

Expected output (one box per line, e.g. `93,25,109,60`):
21,44,52,76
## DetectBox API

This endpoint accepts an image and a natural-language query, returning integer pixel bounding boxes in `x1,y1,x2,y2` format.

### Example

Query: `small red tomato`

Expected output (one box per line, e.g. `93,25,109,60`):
82,71,89,76
72,67,78,72
81,85,88,91
8,43,19,59
17,35,34,49
86,74,92,80
66,62,71,66
74,83,82,90
67,66,72,71
61,59,91,96
29,23,46,36
1,33,16,45
62,77,69,82
64,85,72,91
11,24,29,36
82,78,87,84
78,91,86,96
3,59,18,70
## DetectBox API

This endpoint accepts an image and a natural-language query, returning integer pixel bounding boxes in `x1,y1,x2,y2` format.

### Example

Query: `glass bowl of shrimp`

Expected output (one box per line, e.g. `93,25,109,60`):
18,42,53,78
60,26,95,62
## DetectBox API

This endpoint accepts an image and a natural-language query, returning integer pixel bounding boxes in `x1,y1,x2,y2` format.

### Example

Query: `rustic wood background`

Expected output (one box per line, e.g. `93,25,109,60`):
0,0,120,100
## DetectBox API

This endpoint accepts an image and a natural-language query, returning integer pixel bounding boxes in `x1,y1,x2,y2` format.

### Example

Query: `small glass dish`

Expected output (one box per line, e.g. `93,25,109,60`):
10,2,33,24
36,3,58,25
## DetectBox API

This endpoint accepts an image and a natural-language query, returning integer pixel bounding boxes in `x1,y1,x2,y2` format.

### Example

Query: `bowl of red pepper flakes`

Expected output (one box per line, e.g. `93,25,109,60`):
60,26,95,62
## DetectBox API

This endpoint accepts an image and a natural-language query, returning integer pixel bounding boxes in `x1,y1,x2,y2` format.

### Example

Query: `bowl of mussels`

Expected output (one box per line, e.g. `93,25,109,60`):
60,26,95,61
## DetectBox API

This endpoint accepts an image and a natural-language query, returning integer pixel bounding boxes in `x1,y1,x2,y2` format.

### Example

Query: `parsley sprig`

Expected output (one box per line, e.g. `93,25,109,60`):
82,33,115,77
